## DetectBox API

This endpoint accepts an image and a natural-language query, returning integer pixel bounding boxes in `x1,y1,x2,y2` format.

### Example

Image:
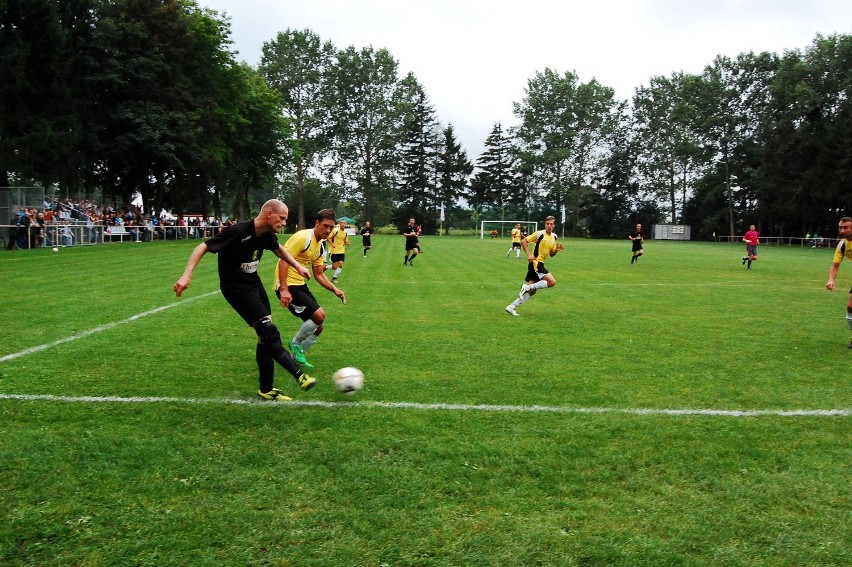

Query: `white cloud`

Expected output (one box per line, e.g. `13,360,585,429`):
202,0,851,157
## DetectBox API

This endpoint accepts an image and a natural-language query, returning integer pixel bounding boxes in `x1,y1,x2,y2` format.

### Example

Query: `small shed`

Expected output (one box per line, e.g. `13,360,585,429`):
653,224,691,240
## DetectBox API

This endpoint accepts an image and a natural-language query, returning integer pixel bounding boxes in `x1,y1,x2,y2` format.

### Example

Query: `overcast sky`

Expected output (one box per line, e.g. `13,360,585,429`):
200,0,851,158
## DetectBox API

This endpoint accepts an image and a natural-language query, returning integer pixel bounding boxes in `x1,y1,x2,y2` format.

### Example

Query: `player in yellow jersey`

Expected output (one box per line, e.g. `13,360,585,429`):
825,216,852,348
506,223,522,258
274,209,346,368
327,218,350,282
505,215,564,316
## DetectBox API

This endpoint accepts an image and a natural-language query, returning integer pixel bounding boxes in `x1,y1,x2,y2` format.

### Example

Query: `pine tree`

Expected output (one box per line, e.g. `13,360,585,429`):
469,122,516,213
396,74,441,229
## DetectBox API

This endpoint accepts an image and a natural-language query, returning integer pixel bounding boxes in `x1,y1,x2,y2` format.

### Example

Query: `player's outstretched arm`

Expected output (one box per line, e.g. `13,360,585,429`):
826,262,841,291
174,242,208,297
313,264,346,304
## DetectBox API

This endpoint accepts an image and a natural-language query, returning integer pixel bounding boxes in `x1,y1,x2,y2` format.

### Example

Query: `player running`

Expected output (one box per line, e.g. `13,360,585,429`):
742,224,759,271
630,223,644,265
505,215,564,316
327,218,350,282
506,223,522,258
825,216,852,349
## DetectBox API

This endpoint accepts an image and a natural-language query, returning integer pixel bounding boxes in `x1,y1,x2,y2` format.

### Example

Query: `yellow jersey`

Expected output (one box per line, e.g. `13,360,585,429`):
511,228,522,243
525,229,559,269
833,238,852,264
274,228,326,289
328,225,349,254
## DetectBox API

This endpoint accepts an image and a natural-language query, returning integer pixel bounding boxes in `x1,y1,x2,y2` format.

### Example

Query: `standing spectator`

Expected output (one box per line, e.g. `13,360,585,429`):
173,199,315,401
59,220,74,246
742,224,759,271
825,216,852,349
33,212,46,247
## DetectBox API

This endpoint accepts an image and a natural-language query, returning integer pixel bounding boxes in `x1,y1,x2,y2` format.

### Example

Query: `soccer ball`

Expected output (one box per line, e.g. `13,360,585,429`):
332,367,364,394
52,247,59,252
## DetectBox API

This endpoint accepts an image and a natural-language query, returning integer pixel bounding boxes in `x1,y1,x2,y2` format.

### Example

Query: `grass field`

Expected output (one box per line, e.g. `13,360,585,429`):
0,234,849,566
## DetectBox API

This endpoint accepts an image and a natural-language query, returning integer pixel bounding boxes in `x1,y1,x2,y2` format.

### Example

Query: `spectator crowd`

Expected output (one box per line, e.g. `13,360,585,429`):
5,197,233,250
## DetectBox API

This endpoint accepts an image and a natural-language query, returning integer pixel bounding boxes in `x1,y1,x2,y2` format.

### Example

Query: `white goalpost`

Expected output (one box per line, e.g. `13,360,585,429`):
480,220,538,239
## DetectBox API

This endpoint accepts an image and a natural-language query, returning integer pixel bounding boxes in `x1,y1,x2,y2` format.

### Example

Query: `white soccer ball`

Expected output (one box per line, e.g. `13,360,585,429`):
52,247,59,252
332,367,364,394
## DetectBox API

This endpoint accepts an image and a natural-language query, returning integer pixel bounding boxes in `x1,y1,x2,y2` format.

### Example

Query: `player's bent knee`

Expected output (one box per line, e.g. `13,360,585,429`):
312,308,327,324
253,317,281,346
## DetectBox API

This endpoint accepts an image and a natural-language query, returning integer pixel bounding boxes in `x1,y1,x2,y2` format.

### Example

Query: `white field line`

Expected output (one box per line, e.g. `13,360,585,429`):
0,393,847,417
0,291,220,363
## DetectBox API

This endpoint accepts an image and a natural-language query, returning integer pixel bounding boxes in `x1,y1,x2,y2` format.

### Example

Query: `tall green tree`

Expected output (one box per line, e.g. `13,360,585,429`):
632,72,708,223
514,69,623,233
331,45,401,225
434,124,472,233
759,34,852,234
395,73,440,229
260,28,335,229
469,122,515,216
0,0,95,191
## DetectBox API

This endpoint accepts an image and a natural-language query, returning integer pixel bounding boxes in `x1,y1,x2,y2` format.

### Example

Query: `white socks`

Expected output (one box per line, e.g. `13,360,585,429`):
294,320,318,344
302,333,318,353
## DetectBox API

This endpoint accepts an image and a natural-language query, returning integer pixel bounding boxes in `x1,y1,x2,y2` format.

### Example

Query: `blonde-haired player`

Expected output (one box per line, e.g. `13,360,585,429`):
505,216,564,316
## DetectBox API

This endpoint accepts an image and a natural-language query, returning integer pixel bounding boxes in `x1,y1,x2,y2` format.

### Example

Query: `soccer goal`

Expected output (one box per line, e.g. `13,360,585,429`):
480,220,538,239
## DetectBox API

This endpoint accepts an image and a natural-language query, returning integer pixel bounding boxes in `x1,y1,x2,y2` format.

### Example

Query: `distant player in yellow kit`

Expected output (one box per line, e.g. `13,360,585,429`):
327,218,350,282
506,223,522,258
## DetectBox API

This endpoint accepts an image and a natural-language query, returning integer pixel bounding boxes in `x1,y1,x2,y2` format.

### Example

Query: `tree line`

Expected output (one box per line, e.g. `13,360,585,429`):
2,0,849,238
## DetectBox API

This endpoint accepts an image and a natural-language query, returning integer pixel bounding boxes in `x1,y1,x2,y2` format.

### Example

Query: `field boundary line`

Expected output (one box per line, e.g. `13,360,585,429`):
0,393,848,417
0,291,220,363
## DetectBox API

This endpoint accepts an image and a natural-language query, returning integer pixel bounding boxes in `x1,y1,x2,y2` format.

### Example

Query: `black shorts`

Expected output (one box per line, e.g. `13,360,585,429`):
632,241,643,252
512,242,522,249
221,283,271,327
362,237,372,247
330,253,345,263
278,284,320,322
525,262,549,282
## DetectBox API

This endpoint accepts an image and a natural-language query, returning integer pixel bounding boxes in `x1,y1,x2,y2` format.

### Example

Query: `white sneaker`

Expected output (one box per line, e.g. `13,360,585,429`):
518,284,530,300
505,305,519,316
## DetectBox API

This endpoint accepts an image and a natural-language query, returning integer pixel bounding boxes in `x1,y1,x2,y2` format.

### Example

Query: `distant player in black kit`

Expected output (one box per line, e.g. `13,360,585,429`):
629,223,644,264
173,199,316,401
403,217,419,266
360,220,374,257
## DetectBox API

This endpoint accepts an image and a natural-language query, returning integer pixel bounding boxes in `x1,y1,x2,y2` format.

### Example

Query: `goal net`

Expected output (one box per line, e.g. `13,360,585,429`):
480,220,538,239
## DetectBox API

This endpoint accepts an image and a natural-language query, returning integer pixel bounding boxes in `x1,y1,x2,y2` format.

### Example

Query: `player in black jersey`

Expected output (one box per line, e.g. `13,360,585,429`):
174,199,316,401
629,223,644,264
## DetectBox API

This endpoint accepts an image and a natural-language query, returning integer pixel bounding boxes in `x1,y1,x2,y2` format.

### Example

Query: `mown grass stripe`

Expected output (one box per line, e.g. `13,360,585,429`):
0,290,220,362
